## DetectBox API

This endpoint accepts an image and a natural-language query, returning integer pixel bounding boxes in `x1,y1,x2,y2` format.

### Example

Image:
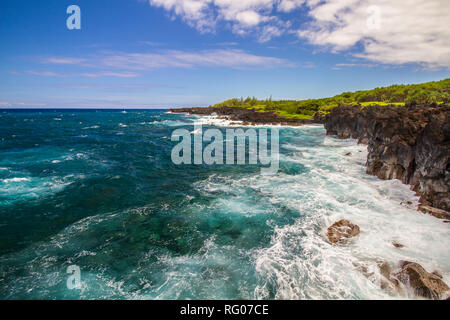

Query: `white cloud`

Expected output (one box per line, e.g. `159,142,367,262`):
100,49,294,69
37,49,294,78
235,10,262,26
278,0,305,12
149,0,216,32
298,0,450,68
259,25,283,43
26,70,66,77
43,58,85,64
137,41,164,46
147,0,450,68
0,101,47,107
56,84,174,89
81,72,140,78
22,70,141,78
149,0,287,41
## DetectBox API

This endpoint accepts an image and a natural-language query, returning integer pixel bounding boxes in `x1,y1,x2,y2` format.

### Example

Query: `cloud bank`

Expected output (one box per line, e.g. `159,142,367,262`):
24,49,294,78
147,0,450,68
101,49,293,70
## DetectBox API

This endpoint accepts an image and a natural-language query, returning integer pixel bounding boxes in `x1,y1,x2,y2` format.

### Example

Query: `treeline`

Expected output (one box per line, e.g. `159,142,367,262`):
210,78,450,119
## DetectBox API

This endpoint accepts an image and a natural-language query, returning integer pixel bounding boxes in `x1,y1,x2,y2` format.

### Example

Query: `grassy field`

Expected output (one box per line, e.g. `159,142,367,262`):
210,78,449,119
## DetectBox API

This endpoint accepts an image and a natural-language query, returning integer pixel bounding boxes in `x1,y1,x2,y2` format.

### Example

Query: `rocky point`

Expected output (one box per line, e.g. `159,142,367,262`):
324,103,450,217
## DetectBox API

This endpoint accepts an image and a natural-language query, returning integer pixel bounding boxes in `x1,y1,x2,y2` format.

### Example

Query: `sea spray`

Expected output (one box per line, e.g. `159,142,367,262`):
0,110,448,299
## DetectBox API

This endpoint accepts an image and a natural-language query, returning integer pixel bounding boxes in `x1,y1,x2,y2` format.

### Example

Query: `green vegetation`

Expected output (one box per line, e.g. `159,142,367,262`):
210,78,450,119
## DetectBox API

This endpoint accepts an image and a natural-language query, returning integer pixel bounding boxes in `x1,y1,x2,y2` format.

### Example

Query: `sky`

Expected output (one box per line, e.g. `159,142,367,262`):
0,0,449,108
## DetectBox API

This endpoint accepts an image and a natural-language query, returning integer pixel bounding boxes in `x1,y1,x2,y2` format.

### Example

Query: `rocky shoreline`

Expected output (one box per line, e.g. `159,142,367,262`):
325,219,449,299
324,103,449,219
323,103,449,299
172,104,450,299
169,106,316,126
171,104,449,219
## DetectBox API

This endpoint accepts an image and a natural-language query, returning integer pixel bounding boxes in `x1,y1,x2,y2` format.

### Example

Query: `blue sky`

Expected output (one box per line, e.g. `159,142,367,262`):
0,0,449,108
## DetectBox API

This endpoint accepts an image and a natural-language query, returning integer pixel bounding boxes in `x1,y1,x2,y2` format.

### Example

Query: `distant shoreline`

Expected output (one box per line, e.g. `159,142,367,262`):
0,108,170,112
169,106,320,126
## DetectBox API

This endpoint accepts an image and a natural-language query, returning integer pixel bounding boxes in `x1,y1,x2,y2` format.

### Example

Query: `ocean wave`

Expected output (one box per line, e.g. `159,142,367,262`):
251,135,450,299
1,177,31,183
0,114,448,300
0,175,71,205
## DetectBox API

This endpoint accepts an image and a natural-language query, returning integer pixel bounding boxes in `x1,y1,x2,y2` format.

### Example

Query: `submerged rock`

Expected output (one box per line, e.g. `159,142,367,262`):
357,260,449,299
392,242,404,248
418,205,450,219
377,262,401,292
396,261,450,299
356,261,401,295
326,219,360,244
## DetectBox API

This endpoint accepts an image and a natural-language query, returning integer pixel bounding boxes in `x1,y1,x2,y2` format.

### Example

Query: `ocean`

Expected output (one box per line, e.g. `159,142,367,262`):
0,109,449,299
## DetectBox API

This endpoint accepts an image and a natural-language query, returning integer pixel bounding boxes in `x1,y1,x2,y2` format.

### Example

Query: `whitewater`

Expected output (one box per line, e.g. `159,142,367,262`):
0,109,448,299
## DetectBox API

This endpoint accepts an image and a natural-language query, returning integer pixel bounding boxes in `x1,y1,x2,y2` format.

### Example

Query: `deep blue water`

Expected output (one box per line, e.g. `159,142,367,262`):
0,109,449,299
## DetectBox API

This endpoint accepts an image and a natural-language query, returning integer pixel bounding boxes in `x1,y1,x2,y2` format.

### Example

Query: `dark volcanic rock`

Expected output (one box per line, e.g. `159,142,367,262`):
169,106,316,126
324,103,450,214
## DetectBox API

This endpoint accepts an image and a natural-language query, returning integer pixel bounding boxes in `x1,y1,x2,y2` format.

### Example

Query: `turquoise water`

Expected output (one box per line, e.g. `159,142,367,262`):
0,110,449,299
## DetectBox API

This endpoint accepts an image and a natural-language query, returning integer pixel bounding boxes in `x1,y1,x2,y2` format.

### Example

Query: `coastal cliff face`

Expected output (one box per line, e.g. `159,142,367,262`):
324,103,449,215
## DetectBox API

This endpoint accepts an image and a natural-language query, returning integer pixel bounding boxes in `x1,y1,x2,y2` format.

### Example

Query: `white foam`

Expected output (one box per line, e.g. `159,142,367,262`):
188,113,316,128
1,124,448,300
251,133,450,299
191,114,243,127
190,127,450,299
0,175,73,205
1,177,31,183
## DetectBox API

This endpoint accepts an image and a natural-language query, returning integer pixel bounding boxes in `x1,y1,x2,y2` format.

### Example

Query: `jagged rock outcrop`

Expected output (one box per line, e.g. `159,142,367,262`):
324,103,450,215
170,106,316,126
396,261,450,299
357,260,449,299
326,219,360,243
